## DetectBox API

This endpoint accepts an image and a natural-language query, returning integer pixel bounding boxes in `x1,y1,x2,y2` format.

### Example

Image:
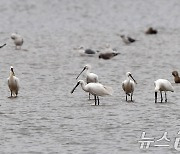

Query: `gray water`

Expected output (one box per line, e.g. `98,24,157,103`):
0,0,180,153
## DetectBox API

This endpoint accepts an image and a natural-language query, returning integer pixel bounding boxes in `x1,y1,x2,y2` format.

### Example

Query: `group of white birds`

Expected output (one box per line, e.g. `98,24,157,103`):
2,32,178,104
71,64,176,105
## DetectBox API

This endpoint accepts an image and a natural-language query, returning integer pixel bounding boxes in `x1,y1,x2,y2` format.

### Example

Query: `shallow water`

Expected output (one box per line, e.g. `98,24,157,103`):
0,0,180,153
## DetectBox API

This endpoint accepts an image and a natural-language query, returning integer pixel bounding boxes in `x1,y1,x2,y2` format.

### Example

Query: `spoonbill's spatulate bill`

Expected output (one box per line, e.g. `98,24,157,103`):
154,79,174,103
71,80,113,105
7,66,20,97
122,72,137,101
11,33,23,50
172,71,180,83
0,43,6,48
76,64,98,100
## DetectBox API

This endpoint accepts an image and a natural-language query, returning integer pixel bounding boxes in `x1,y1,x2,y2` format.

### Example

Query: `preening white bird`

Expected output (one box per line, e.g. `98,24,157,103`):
154,79,174,103
76,64,98,99
11,33,23,49
71,80,113,105
7,66,20,97
122,72,137,101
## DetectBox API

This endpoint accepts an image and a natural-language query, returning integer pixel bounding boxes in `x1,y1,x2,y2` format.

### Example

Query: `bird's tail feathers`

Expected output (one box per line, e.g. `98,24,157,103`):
104,86,113,95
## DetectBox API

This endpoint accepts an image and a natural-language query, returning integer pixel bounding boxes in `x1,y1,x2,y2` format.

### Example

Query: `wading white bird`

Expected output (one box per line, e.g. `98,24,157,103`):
7,66,20,97
71,80,113,105
154,79,174,103
122,72,137,101
11,33,23,49
76,64,98,99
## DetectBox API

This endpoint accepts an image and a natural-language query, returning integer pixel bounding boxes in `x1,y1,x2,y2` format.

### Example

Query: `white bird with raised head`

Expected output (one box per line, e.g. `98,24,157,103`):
122,72,137,101
11,33,23,49
71,80,113,105
154,79,174,103
76,64,98,99
7,66,20,97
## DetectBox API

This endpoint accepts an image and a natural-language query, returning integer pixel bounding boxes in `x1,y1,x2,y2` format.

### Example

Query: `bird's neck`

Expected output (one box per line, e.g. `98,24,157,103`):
10,71,15,78
80,82,89,92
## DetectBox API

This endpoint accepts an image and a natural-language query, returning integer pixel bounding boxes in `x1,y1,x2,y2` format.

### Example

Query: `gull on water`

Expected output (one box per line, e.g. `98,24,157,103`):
76,64,98,99
154,79,174,103
120,35,136,45
71,80,113,105
11,33,23,49
76,46,97,56
7,66,20,97
98,44,120,60
172,71,180,83
122,72,137,101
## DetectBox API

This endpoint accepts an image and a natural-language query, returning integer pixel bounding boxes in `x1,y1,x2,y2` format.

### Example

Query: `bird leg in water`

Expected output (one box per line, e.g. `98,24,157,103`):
126,94,127,101
160,91,163,102
155,92,157,103
11,91,12,97
89,93,91,100
165,92,167,102
97,96,100,105
131,93,133,101
94,95,97,105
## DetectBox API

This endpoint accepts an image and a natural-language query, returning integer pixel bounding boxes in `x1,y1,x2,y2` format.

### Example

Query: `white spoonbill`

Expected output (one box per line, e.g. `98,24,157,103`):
122,72,137,101
71,80,113,105
76,64,98,99
154,79,174,103
7,66,20,97
11,33,23,49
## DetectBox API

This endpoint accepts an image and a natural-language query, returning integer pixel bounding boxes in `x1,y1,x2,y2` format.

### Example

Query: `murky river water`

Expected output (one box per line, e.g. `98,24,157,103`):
0,0,180,153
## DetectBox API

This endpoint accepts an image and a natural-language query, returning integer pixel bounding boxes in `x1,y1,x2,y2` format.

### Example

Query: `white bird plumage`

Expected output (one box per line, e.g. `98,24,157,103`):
71,80,113,105
154,79,174,103
76,64,98,99
7,66,20,97
11,33,23,49
122,72,137,101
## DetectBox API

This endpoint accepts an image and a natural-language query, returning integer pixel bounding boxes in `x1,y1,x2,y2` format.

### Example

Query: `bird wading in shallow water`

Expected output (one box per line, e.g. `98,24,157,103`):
71,80,113,105
154,79,174,103
76,64,98,100
7,66,20,97
172,71,180,83
122,72,137,101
